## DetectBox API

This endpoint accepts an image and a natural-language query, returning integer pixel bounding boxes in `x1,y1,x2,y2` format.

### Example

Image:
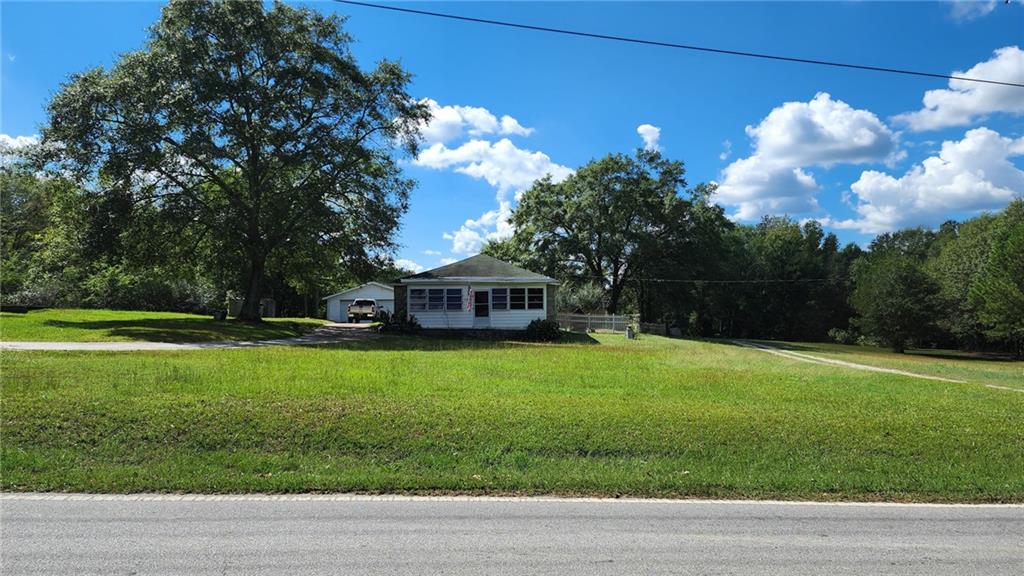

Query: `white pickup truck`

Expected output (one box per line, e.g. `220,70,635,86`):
346,299,377,323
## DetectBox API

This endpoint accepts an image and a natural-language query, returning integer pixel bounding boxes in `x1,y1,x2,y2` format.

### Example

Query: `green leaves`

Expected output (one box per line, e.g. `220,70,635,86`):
512,149,694,314
40,0,429,319
851,254,943,353
969,200,1024,357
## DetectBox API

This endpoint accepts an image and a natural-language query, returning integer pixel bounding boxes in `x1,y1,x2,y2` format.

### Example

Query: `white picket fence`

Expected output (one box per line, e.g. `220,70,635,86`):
557,313,637,333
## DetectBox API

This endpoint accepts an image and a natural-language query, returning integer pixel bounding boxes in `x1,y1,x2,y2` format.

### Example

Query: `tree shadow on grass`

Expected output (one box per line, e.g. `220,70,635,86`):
746,340,848,354
38,318,601,349
902,349,1020,363
42,319,314,343
726,339,1018,363
315,330,600,353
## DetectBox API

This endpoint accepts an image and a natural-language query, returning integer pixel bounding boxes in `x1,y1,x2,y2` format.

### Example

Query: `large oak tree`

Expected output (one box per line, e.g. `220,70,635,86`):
42,0,428,319
510,150,693,314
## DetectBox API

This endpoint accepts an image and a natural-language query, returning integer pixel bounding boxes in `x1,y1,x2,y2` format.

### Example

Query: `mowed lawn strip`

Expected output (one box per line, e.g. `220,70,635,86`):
2,335,1022,501
755,340,1024,390
0,309,327,342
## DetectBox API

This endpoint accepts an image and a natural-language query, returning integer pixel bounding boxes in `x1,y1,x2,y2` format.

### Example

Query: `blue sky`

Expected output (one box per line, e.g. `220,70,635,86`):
2,1,1022,272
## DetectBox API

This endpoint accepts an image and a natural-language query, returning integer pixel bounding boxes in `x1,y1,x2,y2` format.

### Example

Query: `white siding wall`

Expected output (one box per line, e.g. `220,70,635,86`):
327,299,342,322
406,283,548,330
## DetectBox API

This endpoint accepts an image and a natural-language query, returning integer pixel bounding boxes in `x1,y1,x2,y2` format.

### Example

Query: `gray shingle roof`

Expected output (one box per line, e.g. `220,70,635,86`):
400,254,555,283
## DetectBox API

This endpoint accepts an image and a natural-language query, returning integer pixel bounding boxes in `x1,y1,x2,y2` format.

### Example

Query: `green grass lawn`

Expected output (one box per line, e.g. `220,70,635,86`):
0,308,327,342
756,340,1024,390
3,333,1021,501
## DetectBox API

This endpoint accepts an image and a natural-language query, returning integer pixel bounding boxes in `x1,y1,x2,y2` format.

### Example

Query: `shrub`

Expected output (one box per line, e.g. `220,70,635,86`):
375,310,421,334
557,282,606,313
526,318,562,342
827,327,857,345
856,335,881,347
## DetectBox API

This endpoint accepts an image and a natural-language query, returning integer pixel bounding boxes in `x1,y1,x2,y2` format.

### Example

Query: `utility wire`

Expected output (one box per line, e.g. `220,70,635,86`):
570,275,847,284
333,0,1024,88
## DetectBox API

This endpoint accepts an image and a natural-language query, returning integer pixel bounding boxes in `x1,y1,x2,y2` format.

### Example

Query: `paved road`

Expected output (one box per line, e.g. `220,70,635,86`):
2,495,1021,575
0,322,377,351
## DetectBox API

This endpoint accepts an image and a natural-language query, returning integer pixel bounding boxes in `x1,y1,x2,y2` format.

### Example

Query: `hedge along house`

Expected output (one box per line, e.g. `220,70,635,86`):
393,254,558,330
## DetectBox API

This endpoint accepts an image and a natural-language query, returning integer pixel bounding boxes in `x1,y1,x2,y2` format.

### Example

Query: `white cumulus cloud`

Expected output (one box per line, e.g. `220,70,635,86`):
418,99,534,145
894,46,1024,132
394,258,424,273
422,249,441,256
0,134,40,167
637,124,661,151
832,127,1024,234
417,137,572,254
716,93,899,221
717,155,822,221
499,115,534,137
0,133,39,150
744,92,898,168
416,138,572,197
442,200,519,255
414,100,568,255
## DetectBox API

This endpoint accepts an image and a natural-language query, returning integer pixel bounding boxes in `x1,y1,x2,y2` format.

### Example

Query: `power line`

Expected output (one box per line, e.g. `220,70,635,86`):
333,0,1024,88
573,275,846,285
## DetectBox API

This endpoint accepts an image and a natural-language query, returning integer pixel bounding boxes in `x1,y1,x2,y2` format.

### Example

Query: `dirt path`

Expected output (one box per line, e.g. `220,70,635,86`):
733,340,1024,393
731,340,970,383
0,322,378,351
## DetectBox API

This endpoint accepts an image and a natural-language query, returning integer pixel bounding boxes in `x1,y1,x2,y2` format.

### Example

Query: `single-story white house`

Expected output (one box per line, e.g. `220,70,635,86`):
322,282,395,322
393,254,558,330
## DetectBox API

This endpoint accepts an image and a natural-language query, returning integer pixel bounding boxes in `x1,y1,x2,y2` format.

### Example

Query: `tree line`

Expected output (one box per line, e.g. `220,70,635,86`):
483,149,1023,357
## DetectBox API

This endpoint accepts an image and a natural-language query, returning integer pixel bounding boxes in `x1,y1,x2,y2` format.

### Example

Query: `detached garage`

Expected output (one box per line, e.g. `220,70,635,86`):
322,282,395,322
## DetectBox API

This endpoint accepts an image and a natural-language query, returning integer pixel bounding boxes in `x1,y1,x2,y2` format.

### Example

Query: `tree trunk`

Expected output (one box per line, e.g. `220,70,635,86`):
238,253,266,321
607,282,623,315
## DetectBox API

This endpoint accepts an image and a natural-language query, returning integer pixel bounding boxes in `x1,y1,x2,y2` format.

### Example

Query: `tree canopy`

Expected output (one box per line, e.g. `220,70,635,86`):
850,254,942,352
510,149,694,314
41,0,428,319
969,200,1024,358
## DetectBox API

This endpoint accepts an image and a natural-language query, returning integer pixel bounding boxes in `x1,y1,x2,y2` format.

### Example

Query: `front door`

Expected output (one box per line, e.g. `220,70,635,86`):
474,290,489,317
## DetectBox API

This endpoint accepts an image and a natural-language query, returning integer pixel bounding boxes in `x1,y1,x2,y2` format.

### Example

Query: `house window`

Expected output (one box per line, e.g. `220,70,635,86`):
509,288,526,310
492,288,508,310
428,288,444,310
528,288,544,310
446,288,462,310
409,289,426,312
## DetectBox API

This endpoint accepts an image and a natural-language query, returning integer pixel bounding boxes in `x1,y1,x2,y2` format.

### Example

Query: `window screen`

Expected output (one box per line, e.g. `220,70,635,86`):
509,288,526,310
409,289,426,312
527,288,544,310
428,289,444,310
446,288,462,310
491,288,508,310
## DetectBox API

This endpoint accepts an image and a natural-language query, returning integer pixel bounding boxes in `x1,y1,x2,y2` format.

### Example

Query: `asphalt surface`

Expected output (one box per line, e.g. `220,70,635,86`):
2,495,1022,575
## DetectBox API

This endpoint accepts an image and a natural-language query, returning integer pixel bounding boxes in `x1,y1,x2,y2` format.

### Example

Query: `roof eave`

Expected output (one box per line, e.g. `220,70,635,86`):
398,276,558,285
320,281,395,300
